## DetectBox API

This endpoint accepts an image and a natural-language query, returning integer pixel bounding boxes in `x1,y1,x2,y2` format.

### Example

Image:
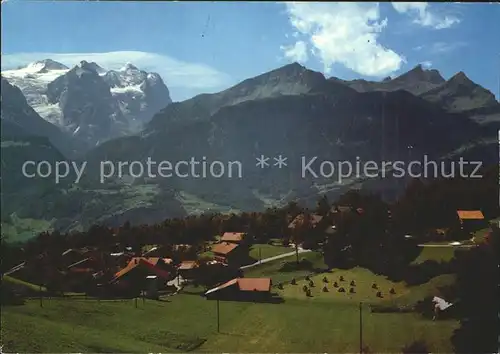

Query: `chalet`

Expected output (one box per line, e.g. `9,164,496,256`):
110,258,172,293
220,232,248,244
211,242,247,266
177,260,199,279
456,210,486,234
205,277,272,301
128,257,174,272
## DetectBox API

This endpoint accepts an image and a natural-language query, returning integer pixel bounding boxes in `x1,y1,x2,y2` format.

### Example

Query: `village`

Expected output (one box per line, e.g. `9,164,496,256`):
1,187,498,353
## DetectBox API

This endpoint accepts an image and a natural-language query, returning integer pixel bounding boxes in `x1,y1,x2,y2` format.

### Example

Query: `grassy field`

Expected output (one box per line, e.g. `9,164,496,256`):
1,249,462,353
277,267,405,303
412,246,457,264
276,267,456,306
202,299,457,353
412,219,498,264
244,251,328,284
1,289,458,353
249,243,292,260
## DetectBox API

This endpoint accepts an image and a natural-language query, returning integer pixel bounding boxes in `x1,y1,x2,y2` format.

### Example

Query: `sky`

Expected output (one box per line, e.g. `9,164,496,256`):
1,1,499,101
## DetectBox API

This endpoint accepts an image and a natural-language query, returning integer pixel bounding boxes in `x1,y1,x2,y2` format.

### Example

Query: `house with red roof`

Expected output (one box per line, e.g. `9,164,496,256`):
220,232,249,245
456,210,486,234
211,242,249,266
109,257,173,294
177,260,199,279
205,277,272,301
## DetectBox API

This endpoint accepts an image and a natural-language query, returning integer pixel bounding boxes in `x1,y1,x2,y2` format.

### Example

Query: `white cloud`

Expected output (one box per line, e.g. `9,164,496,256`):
391,2,460,29
282,2,404,77
1,51,233,101
421,61,432,68
280,41,309,63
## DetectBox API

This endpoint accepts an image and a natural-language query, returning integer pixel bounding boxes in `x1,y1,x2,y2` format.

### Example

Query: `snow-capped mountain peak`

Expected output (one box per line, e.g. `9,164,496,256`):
146,72,162,83
26,59,69,73
2,59,172,147
121,62,139,72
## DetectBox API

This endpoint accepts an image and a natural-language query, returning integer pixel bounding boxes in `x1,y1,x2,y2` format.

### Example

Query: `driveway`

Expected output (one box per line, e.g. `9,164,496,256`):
417,243,477,248
240,247,311,270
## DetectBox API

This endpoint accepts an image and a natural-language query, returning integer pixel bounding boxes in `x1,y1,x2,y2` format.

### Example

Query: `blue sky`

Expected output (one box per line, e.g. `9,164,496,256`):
2,1,499,101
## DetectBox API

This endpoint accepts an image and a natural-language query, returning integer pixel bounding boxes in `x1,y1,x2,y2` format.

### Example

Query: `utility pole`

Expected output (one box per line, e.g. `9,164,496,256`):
259,247,262,264
216,299,220,333
359,302,363,354
39,284,43,308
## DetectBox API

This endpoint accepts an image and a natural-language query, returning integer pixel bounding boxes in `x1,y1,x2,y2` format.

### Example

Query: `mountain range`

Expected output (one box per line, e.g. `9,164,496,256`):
2,59,172,151
1,61,498,241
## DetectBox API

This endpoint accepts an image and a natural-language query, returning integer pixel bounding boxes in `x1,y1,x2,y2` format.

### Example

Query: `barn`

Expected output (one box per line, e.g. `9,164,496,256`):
205,277,272,301
456,210,486,235
109,258,172,296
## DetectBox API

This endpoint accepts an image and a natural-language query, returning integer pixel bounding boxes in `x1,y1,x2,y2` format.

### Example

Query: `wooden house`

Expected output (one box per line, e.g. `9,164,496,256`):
456,210,486,235
177,260,199,279
109,258,173,294
211,242,248,266
205,277,272,301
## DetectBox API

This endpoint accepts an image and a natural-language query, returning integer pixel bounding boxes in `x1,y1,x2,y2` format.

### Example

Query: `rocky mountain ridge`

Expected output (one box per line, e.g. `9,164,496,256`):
2,59,172,151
